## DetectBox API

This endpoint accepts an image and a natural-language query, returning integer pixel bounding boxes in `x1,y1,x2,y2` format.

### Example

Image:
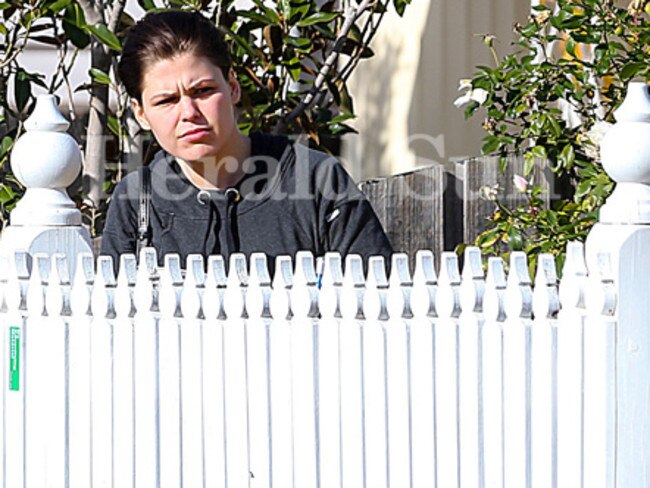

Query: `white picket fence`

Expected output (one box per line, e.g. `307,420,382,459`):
0,242,619,488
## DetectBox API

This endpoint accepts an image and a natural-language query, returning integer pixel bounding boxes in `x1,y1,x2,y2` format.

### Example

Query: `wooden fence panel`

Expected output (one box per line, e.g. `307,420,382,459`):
360,156,552,261
360,164,445,262
456,155,552,245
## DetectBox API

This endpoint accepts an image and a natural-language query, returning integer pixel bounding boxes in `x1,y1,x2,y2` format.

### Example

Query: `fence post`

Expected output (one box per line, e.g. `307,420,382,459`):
0,95,92,274
585,81,650,486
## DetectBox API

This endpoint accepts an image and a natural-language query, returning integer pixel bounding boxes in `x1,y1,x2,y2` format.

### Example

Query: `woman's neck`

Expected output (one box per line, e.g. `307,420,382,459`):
178,132,251,190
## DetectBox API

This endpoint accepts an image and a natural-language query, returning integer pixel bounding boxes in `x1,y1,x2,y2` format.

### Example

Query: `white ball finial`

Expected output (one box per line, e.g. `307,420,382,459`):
8,94,83,225
599,82,650,223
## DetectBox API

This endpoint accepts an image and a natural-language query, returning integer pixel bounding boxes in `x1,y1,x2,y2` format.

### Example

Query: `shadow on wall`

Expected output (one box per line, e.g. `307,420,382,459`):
341,42,400,180
409,0,531,166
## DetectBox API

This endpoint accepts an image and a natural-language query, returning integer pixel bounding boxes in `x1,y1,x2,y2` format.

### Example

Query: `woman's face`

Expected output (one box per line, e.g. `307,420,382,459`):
133,52,241,163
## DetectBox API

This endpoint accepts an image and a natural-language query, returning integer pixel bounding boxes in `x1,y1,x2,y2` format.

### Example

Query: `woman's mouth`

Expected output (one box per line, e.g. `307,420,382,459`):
180,128,211,142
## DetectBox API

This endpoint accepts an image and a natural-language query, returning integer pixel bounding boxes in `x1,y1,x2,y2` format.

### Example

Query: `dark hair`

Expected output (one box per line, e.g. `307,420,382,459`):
118,10,232,102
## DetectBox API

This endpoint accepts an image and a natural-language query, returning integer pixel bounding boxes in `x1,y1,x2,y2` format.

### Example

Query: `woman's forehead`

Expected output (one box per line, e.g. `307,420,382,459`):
141,53,227,92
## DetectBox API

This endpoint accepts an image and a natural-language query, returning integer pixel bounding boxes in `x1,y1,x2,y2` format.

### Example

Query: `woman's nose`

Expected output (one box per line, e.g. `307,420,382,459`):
180,96,200,120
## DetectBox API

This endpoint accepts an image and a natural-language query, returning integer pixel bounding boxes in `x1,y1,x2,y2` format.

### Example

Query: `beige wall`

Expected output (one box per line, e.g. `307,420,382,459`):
342,0,531,180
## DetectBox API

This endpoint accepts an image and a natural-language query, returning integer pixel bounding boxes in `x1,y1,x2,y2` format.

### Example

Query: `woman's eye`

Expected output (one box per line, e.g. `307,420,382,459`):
195,86,216,96
155,96,177,106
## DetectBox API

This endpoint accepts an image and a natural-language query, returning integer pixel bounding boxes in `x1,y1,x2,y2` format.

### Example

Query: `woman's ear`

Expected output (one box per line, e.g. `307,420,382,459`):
228,68,241,104
131,99,151,130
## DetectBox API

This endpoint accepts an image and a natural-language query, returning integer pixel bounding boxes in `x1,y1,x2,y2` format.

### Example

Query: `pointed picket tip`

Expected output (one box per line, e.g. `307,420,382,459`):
585,251,617,317
91,255,117,319
389,253,413,287
204,254,227,319
181,254,206,320
115,254,137,318
459,246,485,314
504,251,533,319
138,247,159,278
224,253,248,319
26,253,51,317
319,252,343,319
269,255,293,320
206,254,228,287
70,252,95,317
159,254,183,318
291,251,319,319
320,252,343,288
135,247,160,313
6,250,30,312
532,253,560,320
247,252,272,319
46,253,71,317
294,250,318,286
340,254,366,320
435,252,461,319
484,256,506,322
387,253,413,319
411,249,437,318
363,255,389,321
559,240,588,311
4,250,32,313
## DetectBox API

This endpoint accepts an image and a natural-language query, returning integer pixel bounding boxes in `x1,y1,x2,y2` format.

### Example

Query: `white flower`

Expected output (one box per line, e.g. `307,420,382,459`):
453,79,489,108
583,121,613,162
479,185,499,201
458,79,472,91
513,174,529,192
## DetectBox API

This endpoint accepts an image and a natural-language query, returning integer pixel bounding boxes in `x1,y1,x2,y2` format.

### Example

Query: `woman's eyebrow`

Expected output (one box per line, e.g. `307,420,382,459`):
188,77,219,88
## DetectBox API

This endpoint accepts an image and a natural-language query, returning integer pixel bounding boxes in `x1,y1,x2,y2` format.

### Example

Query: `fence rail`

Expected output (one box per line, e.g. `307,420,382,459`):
0,244,618,488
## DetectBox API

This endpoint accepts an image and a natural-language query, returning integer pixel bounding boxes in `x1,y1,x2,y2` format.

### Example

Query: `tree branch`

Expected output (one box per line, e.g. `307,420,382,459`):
76,0,101,25
337,0,388,84
273,0,374,134
107,0,126,33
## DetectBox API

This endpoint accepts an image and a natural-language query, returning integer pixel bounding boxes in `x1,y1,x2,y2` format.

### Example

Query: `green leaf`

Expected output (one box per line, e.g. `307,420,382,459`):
393,0,412,16
531,145,547,160
0,184,17,205
14,69,31,113
64,3,86,28
296,12,338,27
481,136,500,155
46,0,71,14
107,115,120,137
284,57,302,81
328,122,357,136
546,114,562,139
237,10,275,25
327,113,356,124
63,4,89,48
507,227,524,251
89,68,112,85
0,136,13,156
523,152,535,176
620,62,646,80
137,0,157,11
559,144,575,170
0,3,11,10
87,23,122,51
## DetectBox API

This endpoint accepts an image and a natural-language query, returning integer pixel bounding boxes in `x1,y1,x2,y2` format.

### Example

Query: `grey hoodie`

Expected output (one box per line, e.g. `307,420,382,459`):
100,132,393,274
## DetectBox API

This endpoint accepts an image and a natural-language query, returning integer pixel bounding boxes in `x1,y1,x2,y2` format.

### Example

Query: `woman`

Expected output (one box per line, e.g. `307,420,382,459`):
100,10,393,272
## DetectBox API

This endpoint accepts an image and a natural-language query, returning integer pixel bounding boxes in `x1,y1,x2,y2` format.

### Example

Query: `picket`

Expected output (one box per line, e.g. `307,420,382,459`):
0,244,628,488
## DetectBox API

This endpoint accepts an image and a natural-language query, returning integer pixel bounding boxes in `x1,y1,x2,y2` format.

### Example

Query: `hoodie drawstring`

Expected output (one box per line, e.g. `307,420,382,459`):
223,187,241,257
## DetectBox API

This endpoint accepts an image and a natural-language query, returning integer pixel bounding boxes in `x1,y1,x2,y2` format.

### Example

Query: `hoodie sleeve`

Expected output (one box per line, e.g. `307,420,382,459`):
314,158,393,264
325,198,393,262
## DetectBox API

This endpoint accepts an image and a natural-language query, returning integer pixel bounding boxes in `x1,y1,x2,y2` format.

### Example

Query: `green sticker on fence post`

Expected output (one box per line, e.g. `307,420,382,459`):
9,327,20,391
